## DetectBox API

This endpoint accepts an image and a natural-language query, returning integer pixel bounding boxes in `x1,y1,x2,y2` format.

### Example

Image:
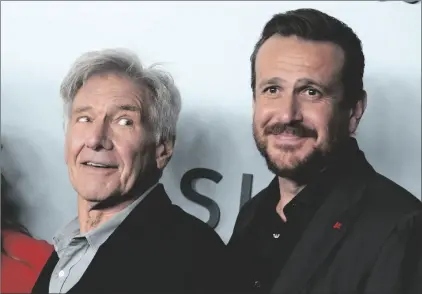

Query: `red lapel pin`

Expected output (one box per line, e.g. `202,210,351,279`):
333,222,342,230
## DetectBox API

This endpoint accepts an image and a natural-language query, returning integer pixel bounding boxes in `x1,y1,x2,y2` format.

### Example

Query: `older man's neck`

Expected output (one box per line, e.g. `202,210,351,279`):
78,197,135,233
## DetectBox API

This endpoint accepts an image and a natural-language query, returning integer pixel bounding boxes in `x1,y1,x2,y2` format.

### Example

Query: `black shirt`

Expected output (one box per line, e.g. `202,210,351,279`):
228,166,343,293
227,140,363,293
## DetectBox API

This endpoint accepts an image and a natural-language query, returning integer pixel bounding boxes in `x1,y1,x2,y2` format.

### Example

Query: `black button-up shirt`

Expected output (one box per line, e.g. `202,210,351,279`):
228,139,366,293
229,172,335,293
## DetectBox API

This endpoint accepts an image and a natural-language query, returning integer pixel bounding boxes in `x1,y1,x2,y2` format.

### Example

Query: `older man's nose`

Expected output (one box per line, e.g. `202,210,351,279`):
86,123,113,151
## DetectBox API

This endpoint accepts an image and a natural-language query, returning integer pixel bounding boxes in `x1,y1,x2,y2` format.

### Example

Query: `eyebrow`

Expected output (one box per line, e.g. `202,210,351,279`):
73,104,141,114
258,77,329,91
294,78,331,92
258,77,285,89
116,104,141,112
110,104,141,112
73,106,92,114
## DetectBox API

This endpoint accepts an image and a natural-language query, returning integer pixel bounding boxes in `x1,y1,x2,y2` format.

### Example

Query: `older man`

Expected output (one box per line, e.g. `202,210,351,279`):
227,8,422,294
32,49,227,294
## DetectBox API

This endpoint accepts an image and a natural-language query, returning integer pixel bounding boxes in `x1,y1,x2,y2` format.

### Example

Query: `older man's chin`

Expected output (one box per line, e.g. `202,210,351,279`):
76,186,121,203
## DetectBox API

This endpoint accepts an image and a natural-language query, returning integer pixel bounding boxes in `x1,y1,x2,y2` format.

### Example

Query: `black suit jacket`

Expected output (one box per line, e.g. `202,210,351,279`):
32,184,227,294
228,141,422,294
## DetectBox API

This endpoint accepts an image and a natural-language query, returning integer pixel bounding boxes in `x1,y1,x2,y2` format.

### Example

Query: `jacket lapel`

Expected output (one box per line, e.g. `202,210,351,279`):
67,184,173,293
33,184,172,294
270,155,375,294
32,252,59,293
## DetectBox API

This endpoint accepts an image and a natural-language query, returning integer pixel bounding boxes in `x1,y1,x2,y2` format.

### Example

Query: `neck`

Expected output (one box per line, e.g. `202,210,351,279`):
77,180,157,234
78,197,134,234
275,177,305,222
278,176,306,206
275,138,355,219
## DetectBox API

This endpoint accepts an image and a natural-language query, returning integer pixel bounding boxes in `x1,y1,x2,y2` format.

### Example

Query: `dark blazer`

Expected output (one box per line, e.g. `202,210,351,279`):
32,184,227,294
228,141,422,294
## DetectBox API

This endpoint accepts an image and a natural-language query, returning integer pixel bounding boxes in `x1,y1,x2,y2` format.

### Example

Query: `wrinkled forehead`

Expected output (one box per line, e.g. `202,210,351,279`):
72,74,145,111
255,35,345,86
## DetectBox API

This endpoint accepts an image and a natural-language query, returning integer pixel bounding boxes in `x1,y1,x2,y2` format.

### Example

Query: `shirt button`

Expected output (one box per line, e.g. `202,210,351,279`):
58,270,65,278
253,280,261,288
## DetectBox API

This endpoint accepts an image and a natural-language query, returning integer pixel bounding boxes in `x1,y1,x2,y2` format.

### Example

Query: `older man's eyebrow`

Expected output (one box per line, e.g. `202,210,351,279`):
115,104,141,112
72,104,142,116
73,106,92,114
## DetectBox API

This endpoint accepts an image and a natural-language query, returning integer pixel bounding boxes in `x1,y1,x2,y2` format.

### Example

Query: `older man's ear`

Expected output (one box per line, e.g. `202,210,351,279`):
155,141,174,170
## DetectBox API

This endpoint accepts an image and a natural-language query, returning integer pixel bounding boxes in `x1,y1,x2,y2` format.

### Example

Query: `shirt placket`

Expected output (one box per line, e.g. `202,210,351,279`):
53,237,88,293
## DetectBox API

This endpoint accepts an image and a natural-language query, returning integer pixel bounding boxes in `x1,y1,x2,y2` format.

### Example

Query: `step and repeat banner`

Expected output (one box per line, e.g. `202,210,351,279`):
1,1,420,243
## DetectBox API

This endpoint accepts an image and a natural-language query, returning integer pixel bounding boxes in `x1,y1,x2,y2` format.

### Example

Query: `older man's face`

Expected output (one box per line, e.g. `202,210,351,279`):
253,35,364,178
65,74,155,203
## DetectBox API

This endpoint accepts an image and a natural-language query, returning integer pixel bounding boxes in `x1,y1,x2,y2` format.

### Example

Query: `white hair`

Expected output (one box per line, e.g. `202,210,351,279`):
61,48,182,145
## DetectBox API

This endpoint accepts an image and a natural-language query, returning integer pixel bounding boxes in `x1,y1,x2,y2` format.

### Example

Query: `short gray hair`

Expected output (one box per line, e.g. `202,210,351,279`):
60,48,182,145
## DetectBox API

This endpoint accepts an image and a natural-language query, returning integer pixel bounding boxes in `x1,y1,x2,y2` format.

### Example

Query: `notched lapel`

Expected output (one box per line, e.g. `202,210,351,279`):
270,174,371,294
66,184,173,293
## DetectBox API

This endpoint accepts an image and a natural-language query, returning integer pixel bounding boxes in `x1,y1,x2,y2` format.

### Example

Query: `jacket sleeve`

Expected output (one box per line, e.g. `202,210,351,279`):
364,210,422,294
188,226,229,294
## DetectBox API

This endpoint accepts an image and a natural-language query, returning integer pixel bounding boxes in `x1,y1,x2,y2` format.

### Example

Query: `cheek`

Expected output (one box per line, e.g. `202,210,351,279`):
64,138,69,164
253,103,272,131
302,105,333,138
65,133,84,164
116,139,145,172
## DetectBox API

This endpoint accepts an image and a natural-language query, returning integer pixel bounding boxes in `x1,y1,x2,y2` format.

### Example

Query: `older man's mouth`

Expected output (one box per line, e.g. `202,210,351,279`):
81,162,118,169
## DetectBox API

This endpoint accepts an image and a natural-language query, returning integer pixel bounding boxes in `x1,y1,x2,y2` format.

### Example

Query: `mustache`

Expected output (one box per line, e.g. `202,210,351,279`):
263,122,317,138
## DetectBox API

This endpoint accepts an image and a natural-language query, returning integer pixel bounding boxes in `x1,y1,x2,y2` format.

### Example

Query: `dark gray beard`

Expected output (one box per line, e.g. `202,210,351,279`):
254,135,323,181
252,124,347,184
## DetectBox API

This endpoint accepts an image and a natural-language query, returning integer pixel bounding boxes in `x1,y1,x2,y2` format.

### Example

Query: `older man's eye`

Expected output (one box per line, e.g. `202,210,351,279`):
77,116,90,123
118,118,133,126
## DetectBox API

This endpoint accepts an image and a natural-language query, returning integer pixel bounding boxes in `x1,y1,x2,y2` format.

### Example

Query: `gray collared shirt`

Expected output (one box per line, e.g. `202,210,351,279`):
49,183,158,293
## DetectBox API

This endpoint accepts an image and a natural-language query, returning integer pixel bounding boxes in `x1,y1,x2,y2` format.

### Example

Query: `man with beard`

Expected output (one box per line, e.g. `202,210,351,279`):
227,8,422,294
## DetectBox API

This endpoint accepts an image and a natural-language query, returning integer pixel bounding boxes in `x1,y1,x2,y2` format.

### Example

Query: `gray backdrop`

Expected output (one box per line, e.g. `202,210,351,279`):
1,1,421,243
